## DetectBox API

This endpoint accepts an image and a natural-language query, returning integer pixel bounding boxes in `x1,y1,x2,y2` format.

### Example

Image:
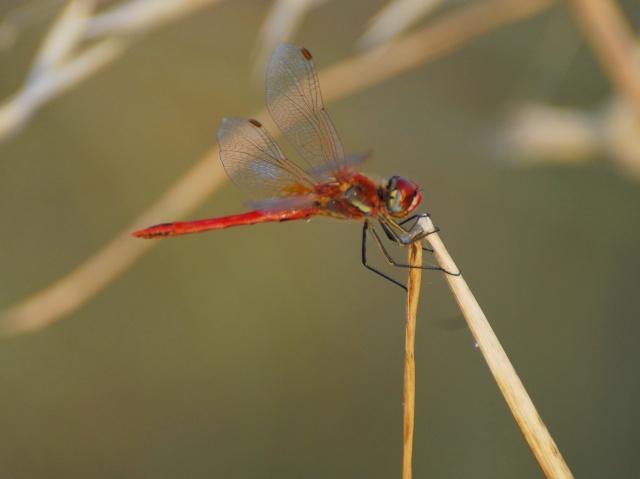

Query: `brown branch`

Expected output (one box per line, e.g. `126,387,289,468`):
566,0,640,115
403,241,423,479
0,0,555,336
417,217,574,479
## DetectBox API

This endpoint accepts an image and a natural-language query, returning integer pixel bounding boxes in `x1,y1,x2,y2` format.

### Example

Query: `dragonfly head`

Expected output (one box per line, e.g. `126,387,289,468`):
385,176,422,218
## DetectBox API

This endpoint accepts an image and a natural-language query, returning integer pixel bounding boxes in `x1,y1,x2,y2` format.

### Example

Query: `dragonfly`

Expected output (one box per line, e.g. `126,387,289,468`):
133,43,446,290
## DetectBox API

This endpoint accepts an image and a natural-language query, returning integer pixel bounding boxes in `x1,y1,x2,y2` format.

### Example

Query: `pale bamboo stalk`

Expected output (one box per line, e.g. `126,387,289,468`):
417,217,574,479
403,240,423,479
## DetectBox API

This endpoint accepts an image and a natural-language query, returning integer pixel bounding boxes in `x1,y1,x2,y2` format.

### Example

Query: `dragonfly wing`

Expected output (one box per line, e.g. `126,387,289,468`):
266,43,345,173
246,194,317,212
218,117,316,200
306,151,372,181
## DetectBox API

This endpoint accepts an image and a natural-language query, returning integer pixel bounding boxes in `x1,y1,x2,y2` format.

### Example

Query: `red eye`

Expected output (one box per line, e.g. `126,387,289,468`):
386,176,421,217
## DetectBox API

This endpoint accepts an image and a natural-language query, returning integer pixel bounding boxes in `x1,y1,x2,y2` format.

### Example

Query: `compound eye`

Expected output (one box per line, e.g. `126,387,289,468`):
386,176,422,217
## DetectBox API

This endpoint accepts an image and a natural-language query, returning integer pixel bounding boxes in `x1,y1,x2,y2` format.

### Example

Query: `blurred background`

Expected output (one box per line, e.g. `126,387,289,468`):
1,0,639,477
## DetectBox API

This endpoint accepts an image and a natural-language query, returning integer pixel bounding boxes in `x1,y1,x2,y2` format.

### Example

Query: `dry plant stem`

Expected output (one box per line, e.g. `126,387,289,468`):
566,0,640,116
403,241,422,479
417,218,574,479
0,0,554,336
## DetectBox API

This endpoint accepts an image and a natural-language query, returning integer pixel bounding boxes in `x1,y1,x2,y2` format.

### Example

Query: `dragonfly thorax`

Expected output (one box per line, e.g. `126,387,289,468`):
344,183,376,215
313,173,380,219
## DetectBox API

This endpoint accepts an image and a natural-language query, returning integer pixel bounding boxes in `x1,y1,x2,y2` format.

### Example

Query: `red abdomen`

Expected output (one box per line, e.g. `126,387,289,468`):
133,208,316,239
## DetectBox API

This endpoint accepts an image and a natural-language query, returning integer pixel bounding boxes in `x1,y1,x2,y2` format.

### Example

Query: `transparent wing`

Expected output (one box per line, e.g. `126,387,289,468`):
307,151,371,180
266,43,345,172
246,194,317,212
218,117,316,200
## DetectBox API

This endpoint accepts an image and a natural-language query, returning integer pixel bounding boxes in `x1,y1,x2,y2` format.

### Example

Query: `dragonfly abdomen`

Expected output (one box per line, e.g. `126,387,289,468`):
132,208,317,239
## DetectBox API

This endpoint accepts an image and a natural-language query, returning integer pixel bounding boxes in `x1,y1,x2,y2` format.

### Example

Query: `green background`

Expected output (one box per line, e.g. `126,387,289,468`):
1,1,639,477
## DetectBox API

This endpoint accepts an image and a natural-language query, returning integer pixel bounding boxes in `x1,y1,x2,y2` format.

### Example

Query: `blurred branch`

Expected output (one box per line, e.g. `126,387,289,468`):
418,216,574,479
85,0,222,37
495,102,601,165
566,0,640,116
320,0,556,102
0,0,66,51
496,99,640,180
252,0,328,79
0,0,223,144
603,97,640,179
358,0,444,49
0,148,228,336
0,0,555,336
495,1,640,180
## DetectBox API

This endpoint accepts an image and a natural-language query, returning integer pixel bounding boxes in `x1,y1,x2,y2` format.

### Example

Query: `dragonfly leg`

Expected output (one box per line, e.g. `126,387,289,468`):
381,214,438,253
362,222,408,291
398,214,422,227
362,221,459,290
395,215,437,253
367,222,445,271
395,218,461,276
400,214,440,243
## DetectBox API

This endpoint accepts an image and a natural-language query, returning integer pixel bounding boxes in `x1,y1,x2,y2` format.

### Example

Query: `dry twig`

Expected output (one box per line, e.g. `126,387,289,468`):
402,240,423,479
417,216,574,479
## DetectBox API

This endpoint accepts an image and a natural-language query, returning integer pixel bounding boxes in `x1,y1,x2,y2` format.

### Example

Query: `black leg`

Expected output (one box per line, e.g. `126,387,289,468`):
398,214,422,227
366,222,446,272
361,221,462,290
362,222,408,291
379,220,398,242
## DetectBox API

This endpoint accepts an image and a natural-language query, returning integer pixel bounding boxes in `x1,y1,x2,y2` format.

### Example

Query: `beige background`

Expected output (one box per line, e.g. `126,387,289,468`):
1,1,639,477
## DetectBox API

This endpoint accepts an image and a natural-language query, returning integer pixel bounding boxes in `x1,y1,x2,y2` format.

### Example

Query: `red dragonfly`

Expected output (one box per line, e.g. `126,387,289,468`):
133,44,439,289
